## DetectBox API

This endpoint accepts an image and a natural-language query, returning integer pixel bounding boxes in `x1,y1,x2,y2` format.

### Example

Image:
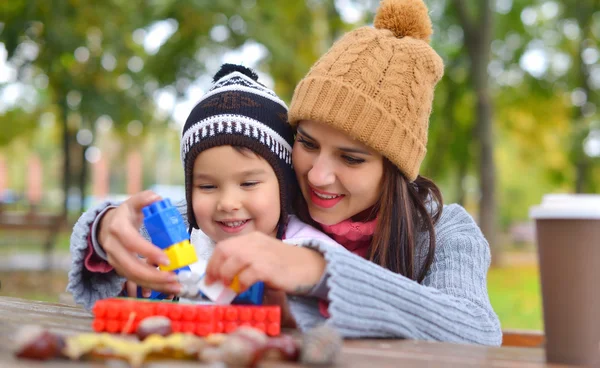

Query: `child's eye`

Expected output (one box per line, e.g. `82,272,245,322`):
197,184,216,190
297,137,317,150
342,155,365,165
241,181,259,187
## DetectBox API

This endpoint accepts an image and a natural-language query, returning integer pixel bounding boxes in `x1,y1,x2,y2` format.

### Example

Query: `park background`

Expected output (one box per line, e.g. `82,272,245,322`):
0,0,599,333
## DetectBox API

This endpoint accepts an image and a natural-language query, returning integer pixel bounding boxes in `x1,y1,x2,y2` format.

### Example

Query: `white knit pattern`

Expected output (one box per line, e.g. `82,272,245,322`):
203,71,288,110
180,114,292,167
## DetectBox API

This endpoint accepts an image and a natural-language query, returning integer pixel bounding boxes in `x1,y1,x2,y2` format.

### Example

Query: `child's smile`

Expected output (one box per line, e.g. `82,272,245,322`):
216,219,251,234
192,145,281,242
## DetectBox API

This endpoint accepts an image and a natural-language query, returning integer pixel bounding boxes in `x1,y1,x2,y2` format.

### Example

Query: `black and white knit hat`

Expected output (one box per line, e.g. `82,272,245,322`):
180,64,296,239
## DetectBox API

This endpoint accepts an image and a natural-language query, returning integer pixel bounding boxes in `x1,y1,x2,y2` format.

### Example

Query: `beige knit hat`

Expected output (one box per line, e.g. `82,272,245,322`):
288,0,444,181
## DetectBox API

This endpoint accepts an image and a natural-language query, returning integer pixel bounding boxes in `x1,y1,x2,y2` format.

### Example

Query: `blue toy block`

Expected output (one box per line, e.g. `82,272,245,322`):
232,281,264,305
142,199,189,249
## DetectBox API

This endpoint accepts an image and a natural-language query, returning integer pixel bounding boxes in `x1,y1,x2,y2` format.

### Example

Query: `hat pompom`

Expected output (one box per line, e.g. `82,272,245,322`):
213,63,259,82
373,0,433,42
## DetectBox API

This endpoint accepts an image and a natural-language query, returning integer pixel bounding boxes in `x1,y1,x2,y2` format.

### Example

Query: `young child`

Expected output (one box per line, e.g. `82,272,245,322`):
67,64,340,311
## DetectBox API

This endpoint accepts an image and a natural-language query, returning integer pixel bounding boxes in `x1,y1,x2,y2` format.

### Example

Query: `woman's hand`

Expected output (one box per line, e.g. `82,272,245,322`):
204,232,326,295
98,190,181,295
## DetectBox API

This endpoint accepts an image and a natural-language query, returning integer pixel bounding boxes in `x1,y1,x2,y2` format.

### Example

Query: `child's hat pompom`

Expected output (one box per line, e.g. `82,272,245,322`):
213,63,259,82
373,0,433,43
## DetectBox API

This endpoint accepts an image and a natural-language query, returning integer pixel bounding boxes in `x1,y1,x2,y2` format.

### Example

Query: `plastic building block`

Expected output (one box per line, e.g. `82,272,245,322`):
133,199,198,300
142,199,190,250
92,298,281,337
178,270,237,304
233,282,265,305
161,241,197,272
177,270,264,305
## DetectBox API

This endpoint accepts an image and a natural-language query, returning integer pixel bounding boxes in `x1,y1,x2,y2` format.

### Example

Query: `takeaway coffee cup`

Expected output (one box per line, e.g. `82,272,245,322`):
530,194,600,366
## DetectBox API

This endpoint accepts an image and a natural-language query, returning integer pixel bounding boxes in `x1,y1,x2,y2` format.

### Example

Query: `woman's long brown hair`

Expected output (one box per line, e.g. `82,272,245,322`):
295,158,443,283
369,158,443,282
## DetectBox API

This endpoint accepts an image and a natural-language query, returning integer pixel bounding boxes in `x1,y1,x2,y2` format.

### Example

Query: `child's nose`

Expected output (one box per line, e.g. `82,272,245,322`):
216,191,242,213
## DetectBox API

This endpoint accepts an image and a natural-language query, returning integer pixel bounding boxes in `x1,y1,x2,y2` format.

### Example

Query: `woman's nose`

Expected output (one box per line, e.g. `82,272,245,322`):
307,155,336,187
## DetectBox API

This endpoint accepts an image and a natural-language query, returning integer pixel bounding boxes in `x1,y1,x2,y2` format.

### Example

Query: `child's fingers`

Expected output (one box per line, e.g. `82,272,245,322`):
114,223,170,267
204,248,228,285
109,249,177,287
235,267,260,293
127,190,162,218
126,281,138,298
145,282,180,295
141,288,151,298
218,255,249,286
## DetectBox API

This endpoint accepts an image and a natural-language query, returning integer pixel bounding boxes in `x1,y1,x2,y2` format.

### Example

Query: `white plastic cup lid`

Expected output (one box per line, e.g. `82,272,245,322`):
529,194,600,219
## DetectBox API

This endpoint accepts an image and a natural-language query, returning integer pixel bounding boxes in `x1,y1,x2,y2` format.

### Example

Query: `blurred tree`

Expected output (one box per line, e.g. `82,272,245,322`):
560,0,599,193
450,0,498,255
0,0,157,216
1,0,347,217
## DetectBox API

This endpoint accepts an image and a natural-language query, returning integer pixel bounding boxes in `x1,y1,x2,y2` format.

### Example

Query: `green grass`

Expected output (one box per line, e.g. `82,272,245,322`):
0,271,68,303
488,264,543,331
0,230,71,254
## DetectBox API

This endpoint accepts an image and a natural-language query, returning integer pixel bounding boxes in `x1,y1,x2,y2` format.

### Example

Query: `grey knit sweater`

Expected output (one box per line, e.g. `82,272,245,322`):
67,200,502,346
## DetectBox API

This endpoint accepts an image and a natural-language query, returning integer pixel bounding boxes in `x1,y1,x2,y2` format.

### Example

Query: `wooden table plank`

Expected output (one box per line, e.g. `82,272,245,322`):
0,297,573,367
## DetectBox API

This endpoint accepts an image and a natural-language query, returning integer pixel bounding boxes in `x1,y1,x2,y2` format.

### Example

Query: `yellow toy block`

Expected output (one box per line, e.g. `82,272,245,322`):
229,276,242,293
159,240,198,272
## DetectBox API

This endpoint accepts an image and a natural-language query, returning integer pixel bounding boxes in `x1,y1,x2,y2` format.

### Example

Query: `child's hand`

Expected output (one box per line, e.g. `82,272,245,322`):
204,232,326,295
98,190,180,295
123,280,175,300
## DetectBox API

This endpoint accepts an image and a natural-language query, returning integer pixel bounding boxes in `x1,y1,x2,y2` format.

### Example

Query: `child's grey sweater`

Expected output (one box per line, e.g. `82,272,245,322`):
67,200,502,346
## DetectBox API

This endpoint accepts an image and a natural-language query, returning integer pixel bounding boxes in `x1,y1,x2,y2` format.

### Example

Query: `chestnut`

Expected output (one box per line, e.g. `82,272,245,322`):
135,316,172,340
300,325,342,366
13,325,64,361
262,335,300,362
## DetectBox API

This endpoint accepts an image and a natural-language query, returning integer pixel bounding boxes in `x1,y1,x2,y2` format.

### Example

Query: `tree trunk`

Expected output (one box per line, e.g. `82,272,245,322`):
78,142,88,214
456,159,467,206
572,5,593,193
474,70,497,264
453,0,498,264
60,99,71,219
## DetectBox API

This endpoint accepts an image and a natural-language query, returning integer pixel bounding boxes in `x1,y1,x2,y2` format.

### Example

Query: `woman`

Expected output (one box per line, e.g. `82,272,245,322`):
68,0,501,345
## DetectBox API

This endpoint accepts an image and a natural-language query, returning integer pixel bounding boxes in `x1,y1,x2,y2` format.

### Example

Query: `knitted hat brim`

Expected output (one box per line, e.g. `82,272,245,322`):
289,76,426,181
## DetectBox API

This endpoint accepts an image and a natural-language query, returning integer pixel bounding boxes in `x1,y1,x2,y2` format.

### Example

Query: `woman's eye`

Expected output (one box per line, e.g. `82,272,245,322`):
297,137,317,150
241,182,259,187
342,155,365,165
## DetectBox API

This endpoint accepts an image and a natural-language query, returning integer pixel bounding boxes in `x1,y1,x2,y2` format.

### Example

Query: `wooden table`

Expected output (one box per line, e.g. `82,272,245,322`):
0,296,573,367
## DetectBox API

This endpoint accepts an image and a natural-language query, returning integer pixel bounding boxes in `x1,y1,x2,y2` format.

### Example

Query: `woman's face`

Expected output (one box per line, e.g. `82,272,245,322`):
292,120,384,225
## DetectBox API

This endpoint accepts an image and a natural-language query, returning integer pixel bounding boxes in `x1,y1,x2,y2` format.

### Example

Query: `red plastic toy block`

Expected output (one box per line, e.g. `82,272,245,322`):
92,298,281,337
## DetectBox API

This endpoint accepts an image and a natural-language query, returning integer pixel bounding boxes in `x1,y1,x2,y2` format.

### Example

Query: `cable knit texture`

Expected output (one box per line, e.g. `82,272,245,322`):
288,0,445,181
290,204,501,345
66,201,127,311
67,200,501,346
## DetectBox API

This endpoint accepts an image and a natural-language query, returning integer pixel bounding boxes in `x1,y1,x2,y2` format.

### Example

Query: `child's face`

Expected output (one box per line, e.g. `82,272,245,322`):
191,145,281,242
